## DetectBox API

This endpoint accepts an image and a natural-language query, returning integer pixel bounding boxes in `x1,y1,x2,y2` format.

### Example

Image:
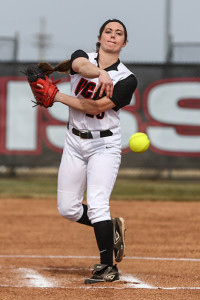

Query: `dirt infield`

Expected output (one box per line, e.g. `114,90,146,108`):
0,198,200,299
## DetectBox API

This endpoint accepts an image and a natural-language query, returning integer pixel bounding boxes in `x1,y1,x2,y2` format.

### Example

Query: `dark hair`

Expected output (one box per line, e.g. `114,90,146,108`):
38,60,71,75
96,19,128,52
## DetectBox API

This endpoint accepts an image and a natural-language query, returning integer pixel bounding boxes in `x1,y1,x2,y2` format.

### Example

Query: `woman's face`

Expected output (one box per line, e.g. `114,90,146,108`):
98,22,127,54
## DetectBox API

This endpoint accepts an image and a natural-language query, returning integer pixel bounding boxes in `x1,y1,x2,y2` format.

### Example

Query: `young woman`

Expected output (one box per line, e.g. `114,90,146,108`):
39,19,137,284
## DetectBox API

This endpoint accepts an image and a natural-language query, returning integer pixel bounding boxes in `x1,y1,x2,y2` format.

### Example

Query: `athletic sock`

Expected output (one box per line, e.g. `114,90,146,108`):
77,204,92,227
93,220,113,266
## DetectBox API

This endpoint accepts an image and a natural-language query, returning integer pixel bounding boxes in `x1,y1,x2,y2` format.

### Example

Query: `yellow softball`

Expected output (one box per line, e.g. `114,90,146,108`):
129,132,150,153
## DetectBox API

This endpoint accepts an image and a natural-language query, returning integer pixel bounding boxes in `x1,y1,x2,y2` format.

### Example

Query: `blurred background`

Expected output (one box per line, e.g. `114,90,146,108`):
0,0,200,185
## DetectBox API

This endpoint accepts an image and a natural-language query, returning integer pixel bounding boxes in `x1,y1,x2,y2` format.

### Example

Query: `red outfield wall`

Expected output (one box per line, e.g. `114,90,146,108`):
0,62,200,169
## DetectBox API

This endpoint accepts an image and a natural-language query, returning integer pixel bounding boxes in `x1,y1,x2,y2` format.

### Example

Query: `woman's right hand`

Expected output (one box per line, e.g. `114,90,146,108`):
96,70,113,99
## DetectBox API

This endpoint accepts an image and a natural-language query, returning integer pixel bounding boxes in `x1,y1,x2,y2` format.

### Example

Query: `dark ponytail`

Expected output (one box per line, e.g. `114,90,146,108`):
38,59,71,75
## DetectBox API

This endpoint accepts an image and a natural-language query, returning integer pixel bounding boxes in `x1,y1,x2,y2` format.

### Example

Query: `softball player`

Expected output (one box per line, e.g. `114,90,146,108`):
41,19,137,284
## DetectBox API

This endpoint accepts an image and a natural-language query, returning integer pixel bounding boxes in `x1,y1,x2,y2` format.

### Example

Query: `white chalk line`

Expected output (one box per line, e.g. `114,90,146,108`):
0,283,200,290
0,265,154,289
0,254,200,262
0,265,152,289
17,268,56,288
0,265,200,290
120,274,154,289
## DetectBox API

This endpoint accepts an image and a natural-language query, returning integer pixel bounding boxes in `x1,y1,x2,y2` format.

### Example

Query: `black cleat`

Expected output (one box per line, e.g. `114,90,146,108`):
84,264,119,284
112,217,126,262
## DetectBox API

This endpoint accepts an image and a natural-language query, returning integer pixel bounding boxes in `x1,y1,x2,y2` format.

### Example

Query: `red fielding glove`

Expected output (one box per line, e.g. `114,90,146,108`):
24,64,59,108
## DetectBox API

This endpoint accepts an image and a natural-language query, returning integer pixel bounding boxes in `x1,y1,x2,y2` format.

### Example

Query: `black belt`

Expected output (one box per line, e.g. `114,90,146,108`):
72,127,113,139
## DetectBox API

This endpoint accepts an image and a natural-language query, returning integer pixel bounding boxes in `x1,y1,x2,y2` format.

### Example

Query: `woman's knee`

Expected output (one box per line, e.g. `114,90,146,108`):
57,194,83,221
57,203,82,222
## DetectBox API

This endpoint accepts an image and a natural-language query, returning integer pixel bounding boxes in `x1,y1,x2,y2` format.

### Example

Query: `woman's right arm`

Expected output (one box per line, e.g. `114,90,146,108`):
72,56,113,98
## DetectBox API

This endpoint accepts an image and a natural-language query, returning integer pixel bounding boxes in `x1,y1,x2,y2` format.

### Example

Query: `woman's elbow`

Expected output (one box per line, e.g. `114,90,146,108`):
84,107,101,115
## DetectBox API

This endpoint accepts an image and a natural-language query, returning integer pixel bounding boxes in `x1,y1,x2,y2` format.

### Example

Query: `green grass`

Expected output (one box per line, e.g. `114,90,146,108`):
0,176,200,201
0,177,57,199
111,178,200,201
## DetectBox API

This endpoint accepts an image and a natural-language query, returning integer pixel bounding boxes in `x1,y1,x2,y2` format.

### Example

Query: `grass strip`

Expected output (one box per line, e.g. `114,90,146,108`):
0,177,200,201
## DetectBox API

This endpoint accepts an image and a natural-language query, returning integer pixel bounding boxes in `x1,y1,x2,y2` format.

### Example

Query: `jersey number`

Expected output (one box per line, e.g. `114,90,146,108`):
75,78,105,119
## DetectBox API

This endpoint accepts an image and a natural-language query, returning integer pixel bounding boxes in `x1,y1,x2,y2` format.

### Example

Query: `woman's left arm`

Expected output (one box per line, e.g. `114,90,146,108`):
54,92,115,115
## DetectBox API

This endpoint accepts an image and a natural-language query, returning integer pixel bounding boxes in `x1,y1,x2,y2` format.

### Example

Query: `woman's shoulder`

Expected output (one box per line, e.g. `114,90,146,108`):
110,61,136,83
118,61,134,76
87,52,98,62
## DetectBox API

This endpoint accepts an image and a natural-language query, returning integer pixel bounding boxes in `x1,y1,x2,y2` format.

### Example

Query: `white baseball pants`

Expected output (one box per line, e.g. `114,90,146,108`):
57,125,121,224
